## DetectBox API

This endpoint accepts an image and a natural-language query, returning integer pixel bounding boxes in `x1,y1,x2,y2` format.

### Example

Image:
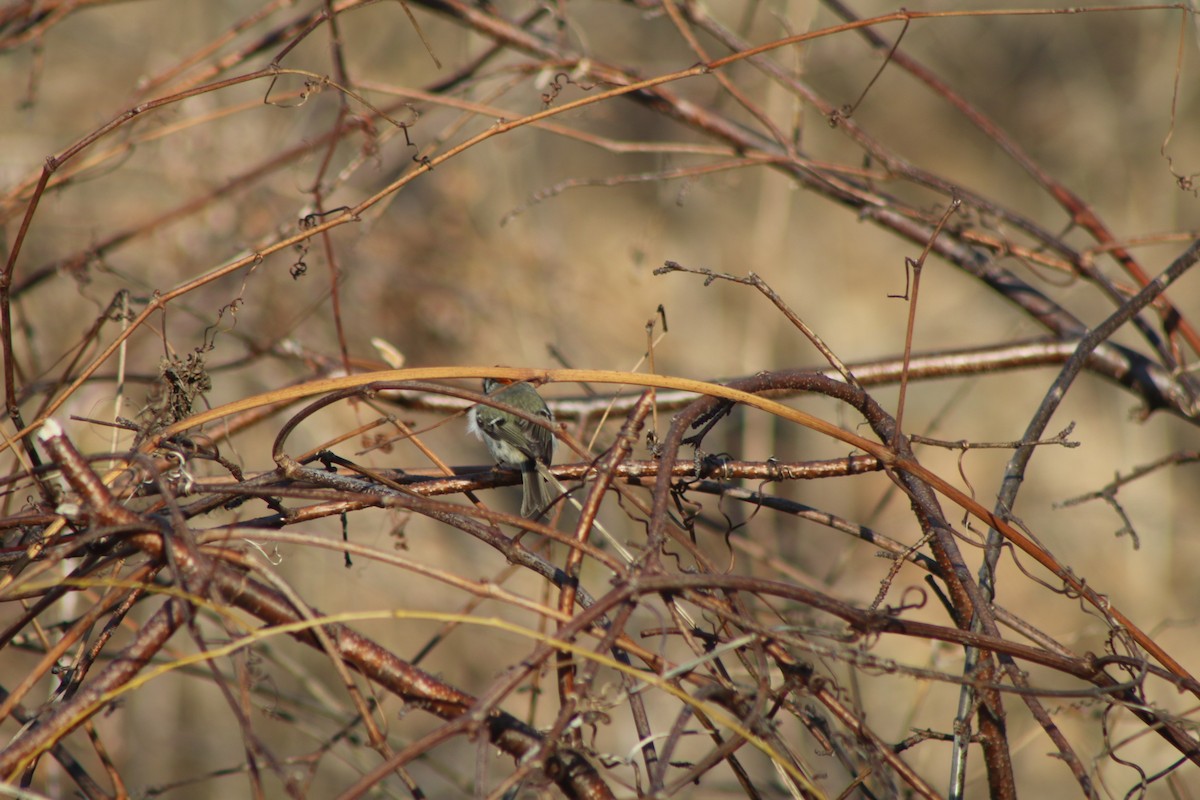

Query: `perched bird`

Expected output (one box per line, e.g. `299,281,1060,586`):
467,378,555,518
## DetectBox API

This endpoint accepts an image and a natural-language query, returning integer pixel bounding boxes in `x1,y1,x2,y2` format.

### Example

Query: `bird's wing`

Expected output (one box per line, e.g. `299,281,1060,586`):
476,406,553,464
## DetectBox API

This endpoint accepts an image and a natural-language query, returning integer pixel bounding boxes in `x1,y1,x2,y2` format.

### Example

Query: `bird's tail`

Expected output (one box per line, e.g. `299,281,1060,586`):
521,461,553,519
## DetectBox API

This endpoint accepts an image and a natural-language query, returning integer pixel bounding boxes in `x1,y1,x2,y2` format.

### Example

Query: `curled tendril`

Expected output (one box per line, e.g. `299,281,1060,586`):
541,71,598,106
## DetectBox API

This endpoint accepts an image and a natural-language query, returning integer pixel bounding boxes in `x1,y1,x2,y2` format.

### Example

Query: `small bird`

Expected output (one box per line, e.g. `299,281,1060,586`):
467,378,555,518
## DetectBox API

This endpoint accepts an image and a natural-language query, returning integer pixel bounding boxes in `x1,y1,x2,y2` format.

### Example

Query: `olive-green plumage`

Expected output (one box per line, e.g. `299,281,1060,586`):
467,378,555,517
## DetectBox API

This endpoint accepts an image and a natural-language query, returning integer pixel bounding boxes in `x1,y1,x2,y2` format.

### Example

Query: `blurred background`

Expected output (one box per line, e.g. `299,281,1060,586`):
2,0,1200,796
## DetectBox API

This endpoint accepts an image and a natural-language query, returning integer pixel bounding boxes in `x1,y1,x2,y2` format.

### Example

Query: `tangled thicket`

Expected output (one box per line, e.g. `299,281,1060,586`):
2,2,1200,798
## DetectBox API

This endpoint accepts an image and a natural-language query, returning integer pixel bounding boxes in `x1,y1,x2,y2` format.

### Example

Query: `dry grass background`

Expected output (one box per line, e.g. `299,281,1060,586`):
2,1,1200,798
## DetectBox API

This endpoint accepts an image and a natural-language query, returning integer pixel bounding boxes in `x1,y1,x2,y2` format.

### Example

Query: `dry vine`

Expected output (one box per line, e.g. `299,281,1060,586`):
1,2,1199,798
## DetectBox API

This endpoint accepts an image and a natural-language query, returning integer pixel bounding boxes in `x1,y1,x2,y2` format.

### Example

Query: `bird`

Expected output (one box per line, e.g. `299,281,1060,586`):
467,377,555,518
